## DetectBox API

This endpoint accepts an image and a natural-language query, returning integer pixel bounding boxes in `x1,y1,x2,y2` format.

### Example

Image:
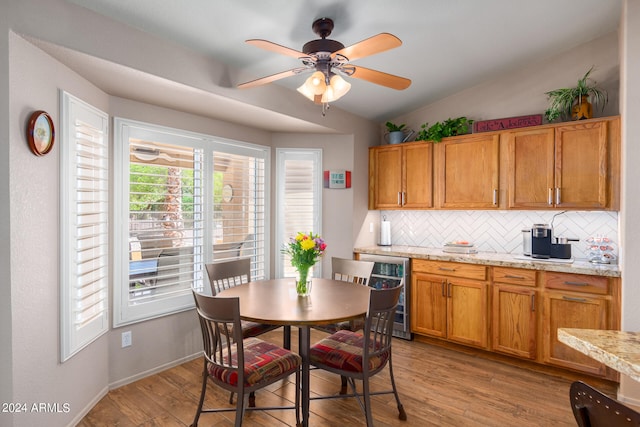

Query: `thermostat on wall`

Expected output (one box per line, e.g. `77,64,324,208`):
323,170,351,189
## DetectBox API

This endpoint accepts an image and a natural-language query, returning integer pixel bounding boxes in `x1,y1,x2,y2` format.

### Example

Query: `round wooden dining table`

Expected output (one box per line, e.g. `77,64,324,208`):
218,277,371,427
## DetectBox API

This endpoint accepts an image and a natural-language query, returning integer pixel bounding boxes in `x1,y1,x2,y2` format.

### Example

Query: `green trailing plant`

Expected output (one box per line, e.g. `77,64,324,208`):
415,117,474,142
385,121,406,132
544,67,608,122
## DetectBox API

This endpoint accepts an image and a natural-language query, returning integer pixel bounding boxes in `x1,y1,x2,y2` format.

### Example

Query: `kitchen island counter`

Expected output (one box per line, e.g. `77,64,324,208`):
353,245,620,278
558,328,640,382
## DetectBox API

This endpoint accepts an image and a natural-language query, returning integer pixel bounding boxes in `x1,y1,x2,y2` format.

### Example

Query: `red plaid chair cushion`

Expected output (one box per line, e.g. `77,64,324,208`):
309,330,389,373
239,320,278,338
208,337,301,387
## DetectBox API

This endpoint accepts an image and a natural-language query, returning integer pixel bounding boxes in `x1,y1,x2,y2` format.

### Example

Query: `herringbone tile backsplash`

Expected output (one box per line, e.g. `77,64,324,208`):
381,210,619,260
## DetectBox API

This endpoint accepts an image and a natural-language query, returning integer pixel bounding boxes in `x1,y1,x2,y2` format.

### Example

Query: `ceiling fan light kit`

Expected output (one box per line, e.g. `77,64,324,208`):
239,17,410,115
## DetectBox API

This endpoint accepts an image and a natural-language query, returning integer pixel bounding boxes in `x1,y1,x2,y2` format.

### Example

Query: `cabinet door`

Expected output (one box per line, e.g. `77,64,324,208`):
555,121,608,209
411,273,447,337
506,128,555,208
542,291,609,376
447,278,488,348
492,285,537,359
437,134,500,208
369,146,402,209
403,143,433,208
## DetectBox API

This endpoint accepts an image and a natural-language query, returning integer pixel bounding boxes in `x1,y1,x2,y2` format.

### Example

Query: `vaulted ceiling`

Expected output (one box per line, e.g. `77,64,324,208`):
59,0,621,129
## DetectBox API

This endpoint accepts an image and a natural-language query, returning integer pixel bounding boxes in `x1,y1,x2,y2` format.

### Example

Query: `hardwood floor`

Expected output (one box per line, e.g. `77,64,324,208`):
78,328,616,426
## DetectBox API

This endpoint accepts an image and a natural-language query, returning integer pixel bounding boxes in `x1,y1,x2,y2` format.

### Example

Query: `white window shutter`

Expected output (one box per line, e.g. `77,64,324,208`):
275,149,323,279
60,91,110,361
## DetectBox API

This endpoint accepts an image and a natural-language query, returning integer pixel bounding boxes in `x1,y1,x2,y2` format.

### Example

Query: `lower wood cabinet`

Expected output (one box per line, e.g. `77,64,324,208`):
411,260,620,380
491,267,537,359
542,272,616,378
411,260,488,349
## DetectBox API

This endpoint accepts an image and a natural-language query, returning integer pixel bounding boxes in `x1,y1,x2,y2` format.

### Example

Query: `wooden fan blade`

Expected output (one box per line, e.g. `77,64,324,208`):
332,33,401,62
246,39,307,59
237,69,300,89
349,65,411,90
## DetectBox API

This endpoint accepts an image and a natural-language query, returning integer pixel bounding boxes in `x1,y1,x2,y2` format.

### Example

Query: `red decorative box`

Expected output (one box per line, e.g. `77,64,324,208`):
473,114,543,133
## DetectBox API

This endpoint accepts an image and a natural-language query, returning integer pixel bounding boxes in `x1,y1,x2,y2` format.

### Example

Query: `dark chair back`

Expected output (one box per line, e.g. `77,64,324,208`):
332,257,374,285
205,258,251,295
570,381,640,427
363,283,402,374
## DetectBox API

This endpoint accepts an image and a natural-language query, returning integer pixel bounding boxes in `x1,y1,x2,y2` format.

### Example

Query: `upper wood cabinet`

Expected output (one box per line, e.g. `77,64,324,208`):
369,116,620,211
368,142,433,209
505,117,620,210
435,133,500,209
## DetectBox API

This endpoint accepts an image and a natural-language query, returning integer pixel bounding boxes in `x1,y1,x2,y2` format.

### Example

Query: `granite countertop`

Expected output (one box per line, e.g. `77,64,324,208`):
558,328,640,382
353,245,621,277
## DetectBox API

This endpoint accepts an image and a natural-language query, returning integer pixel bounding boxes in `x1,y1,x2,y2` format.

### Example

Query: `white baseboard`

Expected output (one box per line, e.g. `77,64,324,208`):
108,352,201,390
66,385,109,427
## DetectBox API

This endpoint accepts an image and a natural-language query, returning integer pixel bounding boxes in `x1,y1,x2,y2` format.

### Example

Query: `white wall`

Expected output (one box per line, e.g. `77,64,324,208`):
619,0,640,406
7,31,111,427
389,30,619,141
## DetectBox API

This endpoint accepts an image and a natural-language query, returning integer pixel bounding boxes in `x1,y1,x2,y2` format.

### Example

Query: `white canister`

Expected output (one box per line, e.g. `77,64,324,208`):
380,216,392,246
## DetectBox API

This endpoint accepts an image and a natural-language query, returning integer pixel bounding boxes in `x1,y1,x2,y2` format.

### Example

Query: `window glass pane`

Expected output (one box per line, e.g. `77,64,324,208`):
276,149,322,279
212,151,266,280
128,140,205,303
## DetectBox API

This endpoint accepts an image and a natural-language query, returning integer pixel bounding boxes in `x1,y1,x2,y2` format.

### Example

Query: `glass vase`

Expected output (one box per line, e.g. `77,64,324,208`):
295,266,312,297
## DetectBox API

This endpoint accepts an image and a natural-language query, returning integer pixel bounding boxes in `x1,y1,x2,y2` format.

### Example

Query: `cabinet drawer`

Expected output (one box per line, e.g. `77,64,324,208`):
413,260,486,280
493,267,536,287
545,272,608,295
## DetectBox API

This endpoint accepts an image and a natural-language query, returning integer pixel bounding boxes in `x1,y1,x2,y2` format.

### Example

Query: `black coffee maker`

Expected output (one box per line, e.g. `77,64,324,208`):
531,224,552,259
531,223,575,259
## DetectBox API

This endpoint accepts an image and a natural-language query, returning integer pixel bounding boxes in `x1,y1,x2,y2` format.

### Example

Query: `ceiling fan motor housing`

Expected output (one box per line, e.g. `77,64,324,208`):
303,18,345,54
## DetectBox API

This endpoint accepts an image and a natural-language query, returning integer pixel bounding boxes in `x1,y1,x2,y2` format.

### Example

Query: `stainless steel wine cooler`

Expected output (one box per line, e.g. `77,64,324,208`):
358,254,412,340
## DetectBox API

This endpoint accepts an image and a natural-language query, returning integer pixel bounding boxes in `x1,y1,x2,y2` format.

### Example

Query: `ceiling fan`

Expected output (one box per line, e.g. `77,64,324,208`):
237,18,411,108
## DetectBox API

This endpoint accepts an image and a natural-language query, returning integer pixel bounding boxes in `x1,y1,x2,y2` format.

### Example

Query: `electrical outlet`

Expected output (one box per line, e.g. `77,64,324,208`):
369,222,374,233
121,331,132,348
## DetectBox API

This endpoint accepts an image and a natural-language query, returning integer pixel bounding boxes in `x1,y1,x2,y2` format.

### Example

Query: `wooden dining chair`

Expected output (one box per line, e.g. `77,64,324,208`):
205,258,279,338
570,381,640,426
309,284,407,427
191,291,301,427
313,257,374,334
204,258,279,406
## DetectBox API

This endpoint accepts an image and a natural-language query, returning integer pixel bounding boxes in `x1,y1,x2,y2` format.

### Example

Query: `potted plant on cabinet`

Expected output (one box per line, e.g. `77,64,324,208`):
384,121,408,144
544,67,608,122
415,117,474,142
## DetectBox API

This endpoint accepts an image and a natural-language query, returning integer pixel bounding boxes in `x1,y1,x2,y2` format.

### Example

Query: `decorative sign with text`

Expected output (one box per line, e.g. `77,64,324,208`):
473,114,543,133
323,170,351,189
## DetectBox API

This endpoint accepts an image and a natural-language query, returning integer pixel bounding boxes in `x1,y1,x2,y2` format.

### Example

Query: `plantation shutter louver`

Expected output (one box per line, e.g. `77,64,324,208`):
276,149,322,279
212,150,266,281
61,92,110,361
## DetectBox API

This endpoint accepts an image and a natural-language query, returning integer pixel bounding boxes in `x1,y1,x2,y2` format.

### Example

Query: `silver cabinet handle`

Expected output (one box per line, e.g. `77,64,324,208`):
548,188,553,205
564,281,589,287
493,189,498,205
562,295,588,303
402,192,406,206
441,281,446,297
397,192,401,206
505,274,526,280
438,267,456,272
531,295,536,312
556,187,561,205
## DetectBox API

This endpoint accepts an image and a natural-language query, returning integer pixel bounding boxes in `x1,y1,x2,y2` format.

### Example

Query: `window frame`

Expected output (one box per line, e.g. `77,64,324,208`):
113,118,270,327
274,148,323,279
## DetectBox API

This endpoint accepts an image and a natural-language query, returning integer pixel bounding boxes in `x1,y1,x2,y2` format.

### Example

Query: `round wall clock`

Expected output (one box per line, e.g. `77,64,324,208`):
222,184,234,202
27,110,55,156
